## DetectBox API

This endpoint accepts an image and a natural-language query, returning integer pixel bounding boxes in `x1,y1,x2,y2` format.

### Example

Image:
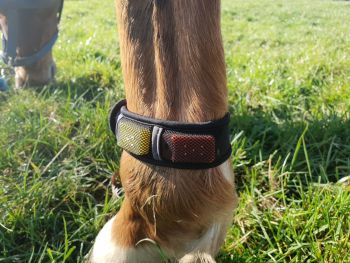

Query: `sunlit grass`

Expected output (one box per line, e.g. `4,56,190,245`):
1,0,350,262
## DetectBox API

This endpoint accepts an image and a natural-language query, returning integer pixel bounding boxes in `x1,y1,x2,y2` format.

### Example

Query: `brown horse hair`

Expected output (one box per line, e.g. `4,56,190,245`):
107,0,237,258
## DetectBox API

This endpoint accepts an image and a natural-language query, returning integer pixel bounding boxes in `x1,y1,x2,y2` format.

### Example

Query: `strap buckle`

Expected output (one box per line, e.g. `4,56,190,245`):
152,126,164,161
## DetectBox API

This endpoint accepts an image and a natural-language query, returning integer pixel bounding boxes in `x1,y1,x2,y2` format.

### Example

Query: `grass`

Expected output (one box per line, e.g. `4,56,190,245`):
1,0,350,262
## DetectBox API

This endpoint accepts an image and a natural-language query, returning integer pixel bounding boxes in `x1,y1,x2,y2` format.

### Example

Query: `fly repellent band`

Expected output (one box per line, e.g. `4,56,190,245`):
109,100,232,170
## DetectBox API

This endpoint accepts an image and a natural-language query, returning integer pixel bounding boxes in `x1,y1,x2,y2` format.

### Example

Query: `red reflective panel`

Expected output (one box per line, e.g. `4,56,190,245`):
165,133,216,163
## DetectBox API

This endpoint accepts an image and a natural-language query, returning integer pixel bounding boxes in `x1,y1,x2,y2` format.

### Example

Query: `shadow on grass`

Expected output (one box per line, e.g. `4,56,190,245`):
230,108,350,187
33,73,119,106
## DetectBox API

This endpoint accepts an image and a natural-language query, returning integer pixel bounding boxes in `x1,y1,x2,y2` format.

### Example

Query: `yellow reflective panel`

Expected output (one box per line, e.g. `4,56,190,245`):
117,119,151,155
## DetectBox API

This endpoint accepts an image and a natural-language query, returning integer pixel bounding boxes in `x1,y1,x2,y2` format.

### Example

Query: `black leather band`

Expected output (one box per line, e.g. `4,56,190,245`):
109,99,232,170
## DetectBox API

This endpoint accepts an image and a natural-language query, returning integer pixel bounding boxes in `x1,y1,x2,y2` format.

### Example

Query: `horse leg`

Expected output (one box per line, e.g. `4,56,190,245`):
88,198,163,263
178,211,233,263
178,161,236,263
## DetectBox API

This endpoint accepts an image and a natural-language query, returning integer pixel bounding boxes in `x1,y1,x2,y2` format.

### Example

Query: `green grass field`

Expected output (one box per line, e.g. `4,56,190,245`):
1,0,350,262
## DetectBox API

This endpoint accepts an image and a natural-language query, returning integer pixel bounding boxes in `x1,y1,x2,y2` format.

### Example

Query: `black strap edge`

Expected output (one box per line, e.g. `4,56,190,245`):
109,99,230,134
127,147,232,170
109,99,126,135
121,106,230,130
